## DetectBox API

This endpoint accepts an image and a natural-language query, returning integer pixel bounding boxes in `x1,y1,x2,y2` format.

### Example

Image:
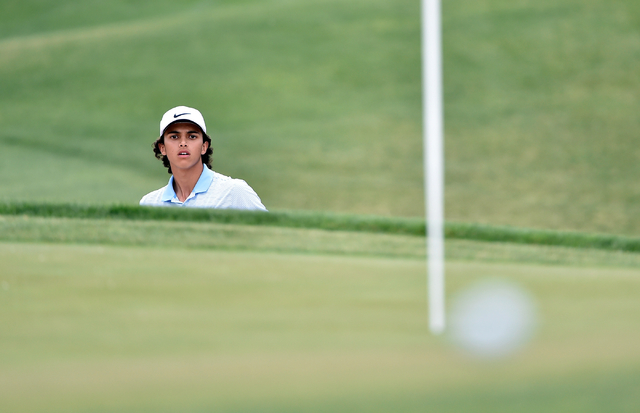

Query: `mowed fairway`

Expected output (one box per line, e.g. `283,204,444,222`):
2,236,640,412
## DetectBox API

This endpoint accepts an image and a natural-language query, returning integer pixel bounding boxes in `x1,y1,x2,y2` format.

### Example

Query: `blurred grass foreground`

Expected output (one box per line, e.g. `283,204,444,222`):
1,0,640,412
2,220,640,412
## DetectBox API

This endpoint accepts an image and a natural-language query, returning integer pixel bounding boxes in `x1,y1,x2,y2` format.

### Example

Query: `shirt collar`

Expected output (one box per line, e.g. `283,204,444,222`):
161,164,214,202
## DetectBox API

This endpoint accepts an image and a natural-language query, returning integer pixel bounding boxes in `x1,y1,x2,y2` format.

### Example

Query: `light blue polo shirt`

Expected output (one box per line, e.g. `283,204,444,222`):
161,164,214,205
140,164,267,211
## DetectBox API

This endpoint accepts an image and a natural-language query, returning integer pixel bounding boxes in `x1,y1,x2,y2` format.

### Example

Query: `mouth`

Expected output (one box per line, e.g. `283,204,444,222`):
178,151,190,157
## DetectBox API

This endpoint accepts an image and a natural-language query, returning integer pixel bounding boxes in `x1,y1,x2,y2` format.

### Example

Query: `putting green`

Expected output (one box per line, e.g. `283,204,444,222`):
1,241,639,412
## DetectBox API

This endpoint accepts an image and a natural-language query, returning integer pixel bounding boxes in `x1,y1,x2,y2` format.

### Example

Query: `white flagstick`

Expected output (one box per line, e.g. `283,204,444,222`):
422,0,445,334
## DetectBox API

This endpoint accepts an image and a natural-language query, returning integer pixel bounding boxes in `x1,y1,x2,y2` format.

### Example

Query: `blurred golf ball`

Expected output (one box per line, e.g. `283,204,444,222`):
449,280,538,359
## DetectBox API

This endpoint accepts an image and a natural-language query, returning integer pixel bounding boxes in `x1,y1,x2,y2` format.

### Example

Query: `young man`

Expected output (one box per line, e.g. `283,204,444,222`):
140,106,267,211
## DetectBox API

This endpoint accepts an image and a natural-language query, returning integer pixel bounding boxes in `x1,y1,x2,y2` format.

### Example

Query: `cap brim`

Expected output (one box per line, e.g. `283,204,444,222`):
161,120,204,135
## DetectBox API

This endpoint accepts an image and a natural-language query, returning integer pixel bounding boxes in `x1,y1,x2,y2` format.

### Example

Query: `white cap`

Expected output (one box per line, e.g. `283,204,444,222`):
159,106,207,135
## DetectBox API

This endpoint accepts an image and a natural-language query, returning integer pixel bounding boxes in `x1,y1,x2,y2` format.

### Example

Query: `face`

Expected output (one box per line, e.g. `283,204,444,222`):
158,122,209,172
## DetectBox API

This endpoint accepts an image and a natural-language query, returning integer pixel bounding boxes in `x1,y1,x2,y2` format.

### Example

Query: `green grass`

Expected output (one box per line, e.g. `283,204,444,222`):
443,0,640,234
2,211,639,410
6,213,640,268
1,0,640,234
2,1,640,410
2,208,640,412
1,241,639,412
5,201,640,253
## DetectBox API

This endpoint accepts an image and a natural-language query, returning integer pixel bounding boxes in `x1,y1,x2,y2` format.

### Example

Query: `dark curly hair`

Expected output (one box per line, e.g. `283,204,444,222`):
152,124,213,175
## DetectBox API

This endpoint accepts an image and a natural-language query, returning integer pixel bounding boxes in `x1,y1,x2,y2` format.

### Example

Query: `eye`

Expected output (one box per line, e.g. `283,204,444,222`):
168,134,178,140
190,135,198,139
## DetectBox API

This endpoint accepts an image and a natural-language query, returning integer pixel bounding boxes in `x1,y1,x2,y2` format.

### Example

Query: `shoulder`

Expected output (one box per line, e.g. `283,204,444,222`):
213,172,251,190
139,186,167,206
212,172,256,196
208,171,267,211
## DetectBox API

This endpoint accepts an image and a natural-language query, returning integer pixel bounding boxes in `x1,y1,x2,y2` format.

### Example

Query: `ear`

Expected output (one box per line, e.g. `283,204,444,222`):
201,140,209,155
159,141,166,156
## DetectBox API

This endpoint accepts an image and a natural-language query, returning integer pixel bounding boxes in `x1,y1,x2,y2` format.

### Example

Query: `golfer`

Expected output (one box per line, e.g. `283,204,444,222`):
140,106,267,211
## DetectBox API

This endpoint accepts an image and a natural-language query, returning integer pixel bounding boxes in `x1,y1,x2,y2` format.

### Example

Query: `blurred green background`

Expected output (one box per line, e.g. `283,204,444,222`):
2,0,639,233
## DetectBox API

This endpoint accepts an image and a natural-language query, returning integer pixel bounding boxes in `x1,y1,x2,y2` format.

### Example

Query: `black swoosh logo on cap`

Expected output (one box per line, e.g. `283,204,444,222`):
173,112,190,118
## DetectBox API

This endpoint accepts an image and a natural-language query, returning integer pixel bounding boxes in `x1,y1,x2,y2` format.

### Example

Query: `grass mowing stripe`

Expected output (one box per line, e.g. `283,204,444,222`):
3,201,640,253
4,216,640,268
0,216,427,259
444,222,640,252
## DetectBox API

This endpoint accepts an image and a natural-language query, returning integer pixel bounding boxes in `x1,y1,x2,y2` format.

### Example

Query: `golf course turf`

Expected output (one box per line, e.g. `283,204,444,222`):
2,0,640,411
2,230,640,412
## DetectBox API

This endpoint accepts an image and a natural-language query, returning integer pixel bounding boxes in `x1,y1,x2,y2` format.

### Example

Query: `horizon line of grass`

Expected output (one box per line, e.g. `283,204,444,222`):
2,201,640,253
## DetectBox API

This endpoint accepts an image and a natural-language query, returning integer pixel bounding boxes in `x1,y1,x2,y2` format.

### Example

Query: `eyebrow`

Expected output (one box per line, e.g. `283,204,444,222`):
166,129,201,135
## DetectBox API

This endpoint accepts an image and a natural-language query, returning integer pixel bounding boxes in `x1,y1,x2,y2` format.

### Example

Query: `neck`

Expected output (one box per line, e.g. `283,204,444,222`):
172,163,204,202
